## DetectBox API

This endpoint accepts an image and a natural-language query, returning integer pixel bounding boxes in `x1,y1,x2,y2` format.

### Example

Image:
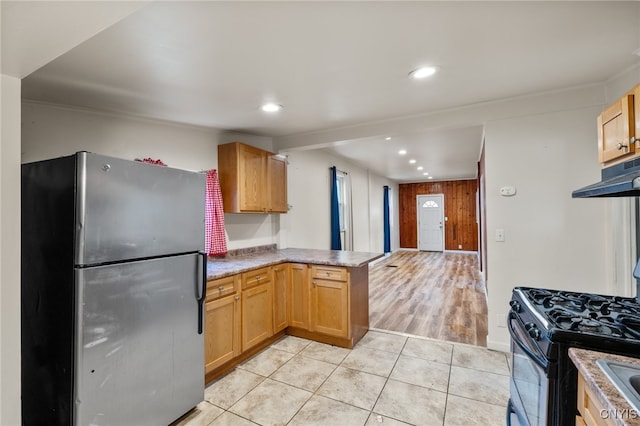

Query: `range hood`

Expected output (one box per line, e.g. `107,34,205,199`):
573,157,640,198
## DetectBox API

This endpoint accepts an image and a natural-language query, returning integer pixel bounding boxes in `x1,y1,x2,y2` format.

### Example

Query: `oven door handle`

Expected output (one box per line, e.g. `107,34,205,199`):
508,311,549,370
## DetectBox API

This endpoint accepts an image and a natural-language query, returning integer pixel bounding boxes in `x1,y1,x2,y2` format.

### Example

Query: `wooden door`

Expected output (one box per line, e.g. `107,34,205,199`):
310,278,349,338
598,94,635,164
288,263,309,330
272,265,288,333
238,143,267,211
268,155,288,213
205,293,240,374
241,283,273,351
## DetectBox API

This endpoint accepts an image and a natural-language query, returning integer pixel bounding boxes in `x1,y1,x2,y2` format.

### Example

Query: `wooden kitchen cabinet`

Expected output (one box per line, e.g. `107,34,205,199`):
288,263,310,330
272,264,288,333
309,265,349,339
218,141,288,213
241,267,274,351
288,263,369,348
576,370,615,426
268,154,288,213
205,275,241,375
596,83,640,166
205,259,372,383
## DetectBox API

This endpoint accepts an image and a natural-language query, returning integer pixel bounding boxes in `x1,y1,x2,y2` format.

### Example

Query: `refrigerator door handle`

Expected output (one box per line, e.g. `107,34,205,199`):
197,251,207,335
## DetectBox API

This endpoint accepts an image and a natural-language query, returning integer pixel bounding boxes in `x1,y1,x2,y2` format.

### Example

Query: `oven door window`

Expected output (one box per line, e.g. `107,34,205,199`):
510,315,550,426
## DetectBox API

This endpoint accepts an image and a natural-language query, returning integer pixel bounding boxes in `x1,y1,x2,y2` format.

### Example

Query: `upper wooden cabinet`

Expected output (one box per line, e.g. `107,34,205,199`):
268,155,288,213
218,141,288,213
597,84,639,165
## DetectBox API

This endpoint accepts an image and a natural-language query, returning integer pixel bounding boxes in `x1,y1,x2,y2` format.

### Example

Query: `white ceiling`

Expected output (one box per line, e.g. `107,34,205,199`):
12,1,640,182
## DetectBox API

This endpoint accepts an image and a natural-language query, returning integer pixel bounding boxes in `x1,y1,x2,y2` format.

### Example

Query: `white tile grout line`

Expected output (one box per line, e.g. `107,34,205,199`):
368,327,509,354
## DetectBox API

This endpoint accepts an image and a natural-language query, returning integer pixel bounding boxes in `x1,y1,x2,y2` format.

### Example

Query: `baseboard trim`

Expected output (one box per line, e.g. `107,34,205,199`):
486,338,510,353
444,250,478,255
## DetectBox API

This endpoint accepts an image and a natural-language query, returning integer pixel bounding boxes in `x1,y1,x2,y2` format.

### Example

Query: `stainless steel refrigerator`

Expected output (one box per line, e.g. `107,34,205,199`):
21,152,207,426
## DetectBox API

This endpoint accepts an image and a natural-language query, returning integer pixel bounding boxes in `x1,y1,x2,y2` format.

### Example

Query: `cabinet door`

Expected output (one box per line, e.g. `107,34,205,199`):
310,278,349,338
289,263,309,330
241,283,273,351
598,94,635,164
238,144,267,212
272,265,288,333
268,155,288,213
205,293,240,374
635,85,640,144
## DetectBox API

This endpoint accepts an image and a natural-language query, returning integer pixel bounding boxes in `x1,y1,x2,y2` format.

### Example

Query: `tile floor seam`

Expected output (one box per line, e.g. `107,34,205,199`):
282,390,315,425
442,344,455,426
365,337,408,426
267,357,339,395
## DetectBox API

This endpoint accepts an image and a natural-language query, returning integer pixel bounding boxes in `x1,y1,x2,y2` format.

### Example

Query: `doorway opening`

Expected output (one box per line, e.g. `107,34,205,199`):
417,194,444,252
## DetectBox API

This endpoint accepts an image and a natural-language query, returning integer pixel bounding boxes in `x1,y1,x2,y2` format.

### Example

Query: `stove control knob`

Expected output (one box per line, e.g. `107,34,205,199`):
509,300,521,313
527,325,541,340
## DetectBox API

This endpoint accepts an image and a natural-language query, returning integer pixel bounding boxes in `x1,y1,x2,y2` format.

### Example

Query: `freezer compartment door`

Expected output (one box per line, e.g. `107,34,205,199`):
75,152,205,265
74,254,204,426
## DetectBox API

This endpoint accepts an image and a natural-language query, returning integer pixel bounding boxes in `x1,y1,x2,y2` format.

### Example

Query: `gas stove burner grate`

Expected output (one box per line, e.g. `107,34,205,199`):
528,290,586,312
616,314,640,339
547,307,625,337
518,286,640,342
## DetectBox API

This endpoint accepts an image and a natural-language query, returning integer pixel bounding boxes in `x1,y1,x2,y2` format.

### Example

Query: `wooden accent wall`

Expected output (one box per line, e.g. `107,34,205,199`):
399,180,478,251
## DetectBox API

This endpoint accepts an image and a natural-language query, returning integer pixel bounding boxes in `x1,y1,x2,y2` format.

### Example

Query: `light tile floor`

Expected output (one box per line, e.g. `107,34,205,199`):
173,330,510,426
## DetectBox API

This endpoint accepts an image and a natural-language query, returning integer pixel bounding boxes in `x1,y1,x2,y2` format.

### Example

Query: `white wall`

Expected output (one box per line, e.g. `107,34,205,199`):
20,102,279,251
484,106,607,351
1,74,22,426
280,148,398,252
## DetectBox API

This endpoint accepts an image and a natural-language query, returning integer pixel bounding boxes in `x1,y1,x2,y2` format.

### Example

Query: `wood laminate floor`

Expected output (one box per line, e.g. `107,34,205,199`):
369,250,488,347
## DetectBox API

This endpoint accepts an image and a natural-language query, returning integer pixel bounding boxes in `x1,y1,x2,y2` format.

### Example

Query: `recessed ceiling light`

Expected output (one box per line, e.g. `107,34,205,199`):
417,166,423,171
423,172,429,176
409,159,416,164
398,149,407,155
409,66,437,79
427,176,433,179
385,137,392,141
261,103,283,112
633,48,640,57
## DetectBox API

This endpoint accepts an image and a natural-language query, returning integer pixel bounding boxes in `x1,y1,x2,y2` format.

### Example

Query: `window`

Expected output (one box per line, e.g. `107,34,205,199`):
336,171,352,250
422,200,439,208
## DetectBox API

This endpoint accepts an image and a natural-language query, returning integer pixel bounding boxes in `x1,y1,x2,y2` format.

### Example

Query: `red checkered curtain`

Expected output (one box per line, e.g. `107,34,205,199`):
205,169,228,256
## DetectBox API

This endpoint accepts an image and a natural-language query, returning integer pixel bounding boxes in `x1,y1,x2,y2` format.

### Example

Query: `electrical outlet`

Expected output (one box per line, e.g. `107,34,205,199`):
458,245,462,249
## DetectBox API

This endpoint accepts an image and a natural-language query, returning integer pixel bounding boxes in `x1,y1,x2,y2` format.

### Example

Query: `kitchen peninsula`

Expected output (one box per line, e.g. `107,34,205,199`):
204,245,383,383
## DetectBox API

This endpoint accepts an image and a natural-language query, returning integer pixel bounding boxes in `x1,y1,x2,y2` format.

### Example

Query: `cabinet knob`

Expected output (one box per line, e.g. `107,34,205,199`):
326,272,330,276
274,268,279,272
218,286,224,292
256,275,261,280
631,136,637,144
235,296,240,301
617,142,629,151
312,280,317,286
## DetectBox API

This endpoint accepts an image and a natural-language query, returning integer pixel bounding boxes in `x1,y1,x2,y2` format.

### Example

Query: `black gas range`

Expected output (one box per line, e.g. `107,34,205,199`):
507,286,640,426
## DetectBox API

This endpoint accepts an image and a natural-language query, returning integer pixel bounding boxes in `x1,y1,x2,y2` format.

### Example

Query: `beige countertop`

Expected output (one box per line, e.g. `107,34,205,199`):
569,347,640,426
206,247,384,280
